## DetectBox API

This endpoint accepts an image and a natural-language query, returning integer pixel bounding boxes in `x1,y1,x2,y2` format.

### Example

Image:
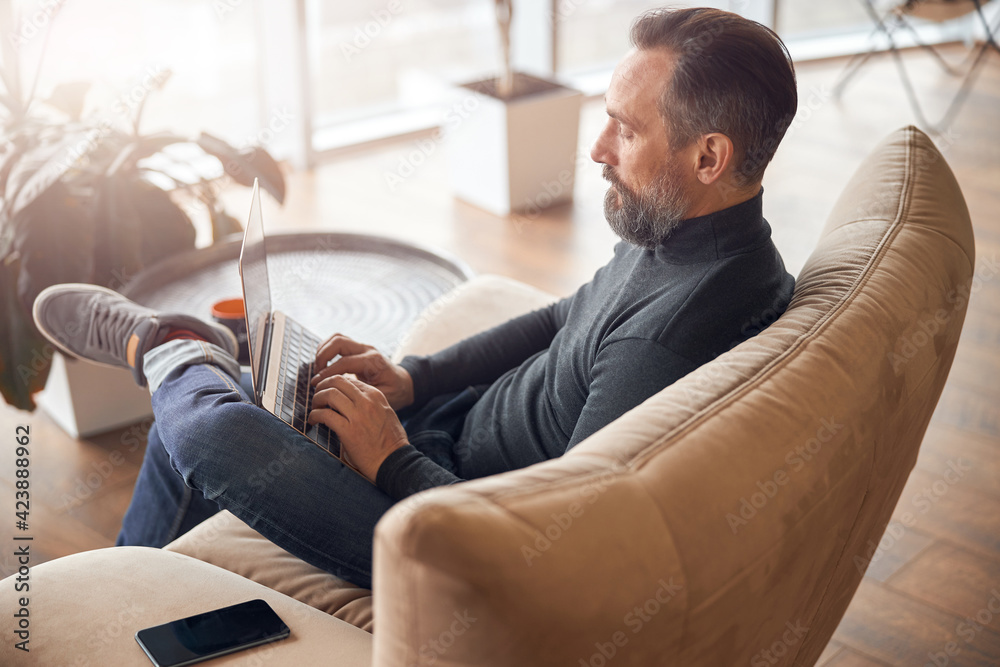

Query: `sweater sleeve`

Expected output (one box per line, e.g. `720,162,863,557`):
566,337,701,450
378,297,574,500
374,444,462,501
398,295,572,411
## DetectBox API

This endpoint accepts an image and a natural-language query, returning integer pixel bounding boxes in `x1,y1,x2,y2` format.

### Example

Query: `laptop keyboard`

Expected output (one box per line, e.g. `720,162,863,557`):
274,319,339,456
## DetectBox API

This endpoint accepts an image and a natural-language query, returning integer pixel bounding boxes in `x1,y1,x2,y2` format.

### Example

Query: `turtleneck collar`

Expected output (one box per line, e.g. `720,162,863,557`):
648,188,770,265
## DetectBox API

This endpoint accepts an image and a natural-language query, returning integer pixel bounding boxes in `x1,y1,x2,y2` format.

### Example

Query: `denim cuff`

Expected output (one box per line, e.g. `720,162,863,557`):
144,339,242,394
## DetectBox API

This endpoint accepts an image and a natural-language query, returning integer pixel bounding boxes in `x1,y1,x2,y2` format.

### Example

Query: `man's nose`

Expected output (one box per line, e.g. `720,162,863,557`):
591,132,615,166
590,140,604,165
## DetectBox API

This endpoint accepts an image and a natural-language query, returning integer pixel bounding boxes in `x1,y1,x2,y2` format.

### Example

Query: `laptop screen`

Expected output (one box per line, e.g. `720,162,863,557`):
238,180,272,403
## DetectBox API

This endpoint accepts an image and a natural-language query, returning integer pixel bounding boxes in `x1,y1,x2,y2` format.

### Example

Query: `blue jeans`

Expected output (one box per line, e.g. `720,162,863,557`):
116,341,481,590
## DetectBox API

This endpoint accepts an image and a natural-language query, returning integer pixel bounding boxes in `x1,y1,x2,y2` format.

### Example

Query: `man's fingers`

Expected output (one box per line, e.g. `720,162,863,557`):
312,384,356,416
307,406,348,430
314,333,371,368
336,375,369,400
311,354,374,386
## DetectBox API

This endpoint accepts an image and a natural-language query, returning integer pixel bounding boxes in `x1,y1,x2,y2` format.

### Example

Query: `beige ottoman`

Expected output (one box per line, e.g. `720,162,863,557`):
0,546,371,666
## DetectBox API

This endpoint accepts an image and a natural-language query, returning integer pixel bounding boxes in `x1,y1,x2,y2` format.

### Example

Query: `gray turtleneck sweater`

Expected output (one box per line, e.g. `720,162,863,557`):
377,191,795,500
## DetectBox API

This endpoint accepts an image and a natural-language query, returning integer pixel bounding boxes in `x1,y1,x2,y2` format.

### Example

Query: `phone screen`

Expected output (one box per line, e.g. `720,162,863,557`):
135,599,290,667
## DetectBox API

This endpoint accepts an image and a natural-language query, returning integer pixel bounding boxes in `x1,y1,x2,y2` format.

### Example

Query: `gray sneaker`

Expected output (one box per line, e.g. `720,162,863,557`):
32,283,238,388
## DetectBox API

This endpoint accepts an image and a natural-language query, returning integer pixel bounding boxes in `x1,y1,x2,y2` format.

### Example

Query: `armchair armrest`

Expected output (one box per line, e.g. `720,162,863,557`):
392,274,557,361
371,449,687,666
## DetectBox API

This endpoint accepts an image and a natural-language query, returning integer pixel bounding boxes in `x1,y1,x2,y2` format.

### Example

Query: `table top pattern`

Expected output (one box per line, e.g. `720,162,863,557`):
121,232,474,356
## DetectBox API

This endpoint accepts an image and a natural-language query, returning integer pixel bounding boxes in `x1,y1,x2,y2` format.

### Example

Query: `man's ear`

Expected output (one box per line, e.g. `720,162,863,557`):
694,133,735,186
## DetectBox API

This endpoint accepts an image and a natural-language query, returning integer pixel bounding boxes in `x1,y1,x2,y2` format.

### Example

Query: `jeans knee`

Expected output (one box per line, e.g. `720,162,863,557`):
165,399,273,497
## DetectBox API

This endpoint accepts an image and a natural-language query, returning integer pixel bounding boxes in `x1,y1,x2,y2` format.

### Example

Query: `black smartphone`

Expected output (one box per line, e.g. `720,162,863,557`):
134,599,290,667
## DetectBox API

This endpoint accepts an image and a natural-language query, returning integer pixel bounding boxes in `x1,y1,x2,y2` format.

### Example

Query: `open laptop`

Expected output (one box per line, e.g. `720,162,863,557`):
238,179,344,462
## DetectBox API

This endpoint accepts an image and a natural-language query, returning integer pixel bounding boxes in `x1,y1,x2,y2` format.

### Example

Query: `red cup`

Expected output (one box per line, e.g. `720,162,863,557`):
211,298,249,364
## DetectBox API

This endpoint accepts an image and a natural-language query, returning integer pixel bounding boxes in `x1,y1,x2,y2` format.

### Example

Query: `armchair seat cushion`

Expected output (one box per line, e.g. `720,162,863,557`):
165,510,375,632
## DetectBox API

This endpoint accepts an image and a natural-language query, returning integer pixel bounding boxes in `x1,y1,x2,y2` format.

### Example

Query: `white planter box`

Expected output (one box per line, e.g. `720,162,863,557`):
37,352,152,438
447,73,583,217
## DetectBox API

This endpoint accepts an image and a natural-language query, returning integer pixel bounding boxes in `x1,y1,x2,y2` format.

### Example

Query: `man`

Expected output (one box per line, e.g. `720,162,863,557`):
32,7,797,590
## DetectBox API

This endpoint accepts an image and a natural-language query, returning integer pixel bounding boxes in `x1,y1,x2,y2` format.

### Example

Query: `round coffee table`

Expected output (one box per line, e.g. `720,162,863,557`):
121,232,474,356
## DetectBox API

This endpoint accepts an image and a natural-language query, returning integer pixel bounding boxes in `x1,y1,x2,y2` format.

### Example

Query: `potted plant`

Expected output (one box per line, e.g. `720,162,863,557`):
0,25,285,426
446,0,583,217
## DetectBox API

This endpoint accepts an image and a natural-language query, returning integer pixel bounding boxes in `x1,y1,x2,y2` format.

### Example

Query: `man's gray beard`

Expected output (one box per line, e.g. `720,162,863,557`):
602,163,690,249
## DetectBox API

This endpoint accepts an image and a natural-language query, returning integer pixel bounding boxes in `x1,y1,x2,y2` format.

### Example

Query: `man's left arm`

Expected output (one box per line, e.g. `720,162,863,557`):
566,338,702,450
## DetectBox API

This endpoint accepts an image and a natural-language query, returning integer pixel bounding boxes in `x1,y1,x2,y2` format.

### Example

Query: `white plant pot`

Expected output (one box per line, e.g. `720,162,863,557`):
36,352,152,438
447,72,583,217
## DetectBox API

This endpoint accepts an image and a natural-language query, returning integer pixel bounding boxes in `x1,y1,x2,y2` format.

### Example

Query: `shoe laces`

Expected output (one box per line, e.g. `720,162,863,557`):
89,300,139,360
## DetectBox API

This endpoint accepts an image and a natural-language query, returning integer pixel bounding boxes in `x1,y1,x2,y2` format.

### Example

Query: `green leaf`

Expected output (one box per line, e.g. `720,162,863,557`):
209,207,243,243
13,181,95,310
107,133,188,176
0,56,25,119
196,132,286,204
4,128,108,219
130,179,196,268
0,255,52,411
0,137,24,199
89,177,196,289
91,174,144,289
45,82,91,121
0,92,23,118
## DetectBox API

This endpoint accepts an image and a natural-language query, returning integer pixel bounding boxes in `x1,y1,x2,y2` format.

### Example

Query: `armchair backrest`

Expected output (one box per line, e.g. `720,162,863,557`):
373,126,975,666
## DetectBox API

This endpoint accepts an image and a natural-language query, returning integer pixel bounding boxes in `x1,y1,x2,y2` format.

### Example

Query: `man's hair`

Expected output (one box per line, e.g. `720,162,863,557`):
630,7,797,186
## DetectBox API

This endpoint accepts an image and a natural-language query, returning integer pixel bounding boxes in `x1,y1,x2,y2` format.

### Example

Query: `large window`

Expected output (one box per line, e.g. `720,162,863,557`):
775,0,870,37
4,0,261,146
6,0,991,166
556,0,702,75
306,0,501,125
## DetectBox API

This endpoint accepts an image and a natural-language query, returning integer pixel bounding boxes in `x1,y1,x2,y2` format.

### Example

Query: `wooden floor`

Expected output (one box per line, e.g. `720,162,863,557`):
1,44,998,664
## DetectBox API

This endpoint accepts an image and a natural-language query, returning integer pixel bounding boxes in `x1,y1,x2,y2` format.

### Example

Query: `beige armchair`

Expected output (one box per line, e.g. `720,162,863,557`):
0,125,973,666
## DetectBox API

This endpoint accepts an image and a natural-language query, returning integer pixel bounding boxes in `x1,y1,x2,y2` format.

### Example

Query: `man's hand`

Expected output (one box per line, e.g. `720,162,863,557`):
308,375,409,483
311,333,414,410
